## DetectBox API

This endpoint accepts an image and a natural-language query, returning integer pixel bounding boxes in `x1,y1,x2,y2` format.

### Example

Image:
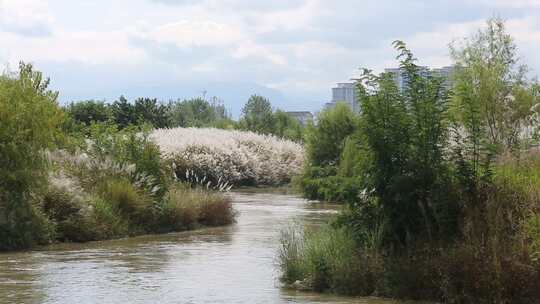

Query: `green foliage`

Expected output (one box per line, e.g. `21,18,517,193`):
237,95,306,140
356,41,457,245
337,135,369,177
134,97,169,128
305,103,357,167
86,123,167,197
278,224,306,284
239,94,275,134
0,62,64,250
157,183,234,231
450,17,537,154
300,175,360,203
65,100,111,126
273,110,303,141
88,197,130,239
168,97,231,128
111,96,135,128
99,178,153,226
292,19,540,302
110,96,169,129
279,225,383,295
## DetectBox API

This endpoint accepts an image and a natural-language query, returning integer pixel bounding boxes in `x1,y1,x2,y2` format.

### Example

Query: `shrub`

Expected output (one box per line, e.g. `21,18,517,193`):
279,225,383,295
198,194,234,226
111,96,169,129
158,184,234,231
0,62,64,250
42,185,83,223
279,224,306,284
304,103,357,167
151,127,303,186
0,195,56,250
88,198,130,239
99,179,152,219
300,176,360,203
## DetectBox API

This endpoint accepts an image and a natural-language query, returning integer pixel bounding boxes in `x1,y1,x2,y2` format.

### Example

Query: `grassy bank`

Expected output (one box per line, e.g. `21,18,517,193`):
37,124,237,247
0,65,235,251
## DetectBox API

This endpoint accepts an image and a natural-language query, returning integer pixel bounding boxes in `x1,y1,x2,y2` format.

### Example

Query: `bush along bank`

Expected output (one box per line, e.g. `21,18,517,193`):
151,127,304,187
0,65,235,251
42,125,235,245
285,19,540,303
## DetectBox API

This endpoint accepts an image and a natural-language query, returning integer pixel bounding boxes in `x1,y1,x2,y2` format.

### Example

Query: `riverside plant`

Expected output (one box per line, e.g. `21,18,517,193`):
151,127,304,186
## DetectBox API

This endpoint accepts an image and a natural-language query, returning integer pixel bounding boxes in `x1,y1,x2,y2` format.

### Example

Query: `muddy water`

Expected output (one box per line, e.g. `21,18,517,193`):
0,191,400,304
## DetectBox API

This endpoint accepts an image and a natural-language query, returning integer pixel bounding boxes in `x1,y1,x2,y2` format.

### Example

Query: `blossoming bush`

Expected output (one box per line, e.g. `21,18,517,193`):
151,127,304,186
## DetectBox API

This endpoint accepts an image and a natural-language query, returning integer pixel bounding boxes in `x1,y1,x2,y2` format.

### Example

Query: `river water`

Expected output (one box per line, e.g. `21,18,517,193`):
0,191,400,304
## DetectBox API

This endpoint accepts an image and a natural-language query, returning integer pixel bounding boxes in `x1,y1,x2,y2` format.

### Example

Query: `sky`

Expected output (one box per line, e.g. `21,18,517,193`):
1,0,540,116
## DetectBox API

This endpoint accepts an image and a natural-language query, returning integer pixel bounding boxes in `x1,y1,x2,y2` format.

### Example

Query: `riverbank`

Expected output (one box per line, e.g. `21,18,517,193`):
286,20,540,303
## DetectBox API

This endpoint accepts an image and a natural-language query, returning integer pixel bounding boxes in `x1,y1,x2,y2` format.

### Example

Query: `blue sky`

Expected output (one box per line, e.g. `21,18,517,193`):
1,0,540,116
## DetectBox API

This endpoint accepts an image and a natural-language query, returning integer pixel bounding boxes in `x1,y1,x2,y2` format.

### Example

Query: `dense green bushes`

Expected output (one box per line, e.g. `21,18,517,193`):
0,63,65,250
287,18,540,303
299,174,360,203
297,103,361,202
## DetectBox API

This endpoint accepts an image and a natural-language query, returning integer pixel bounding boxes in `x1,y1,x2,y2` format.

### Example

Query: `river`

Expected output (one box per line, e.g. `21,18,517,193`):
0,190,400,304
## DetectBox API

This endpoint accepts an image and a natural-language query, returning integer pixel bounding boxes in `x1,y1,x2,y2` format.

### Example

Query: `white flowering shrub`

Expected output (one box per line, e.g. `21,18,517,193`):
151,127,304,186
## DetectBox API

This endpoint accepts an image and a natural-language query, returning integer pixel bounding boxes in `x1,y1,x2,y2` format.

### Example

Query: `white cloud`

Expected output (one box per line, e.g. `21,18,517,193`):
134,20,245,48
0,0,54,36
254,0,321,33
233,40,287,65
491,0,540,8
395,19,484,67
0,29,147,66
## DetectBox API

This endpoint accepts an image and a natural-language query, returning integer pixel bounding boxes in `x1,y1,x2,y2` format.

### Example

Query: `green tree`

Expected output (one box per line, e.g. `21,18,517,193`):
357,41,455,245
167,97,233,128
240,94,275,134
65,100,111,126
305,103,357,167
111,96,136,128
273,110,303,141
449,18,540,202
450,17,536,154
0,62,64,250
133,97,169,128
111,96,169,129
168,97,215,127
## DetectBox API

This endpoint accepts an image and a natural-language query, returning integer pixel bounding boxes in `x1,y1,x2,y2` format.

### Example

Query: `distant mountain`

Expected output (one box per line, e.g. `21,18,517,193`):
43,62,326,118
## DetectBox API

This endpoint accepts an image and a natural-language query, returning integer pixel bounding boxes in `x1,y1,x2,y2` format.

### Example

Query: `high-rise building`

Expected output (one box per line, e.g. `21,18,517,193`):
324,82,359,113
431,66,456,90
285,111,314,127
384,66,455,91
